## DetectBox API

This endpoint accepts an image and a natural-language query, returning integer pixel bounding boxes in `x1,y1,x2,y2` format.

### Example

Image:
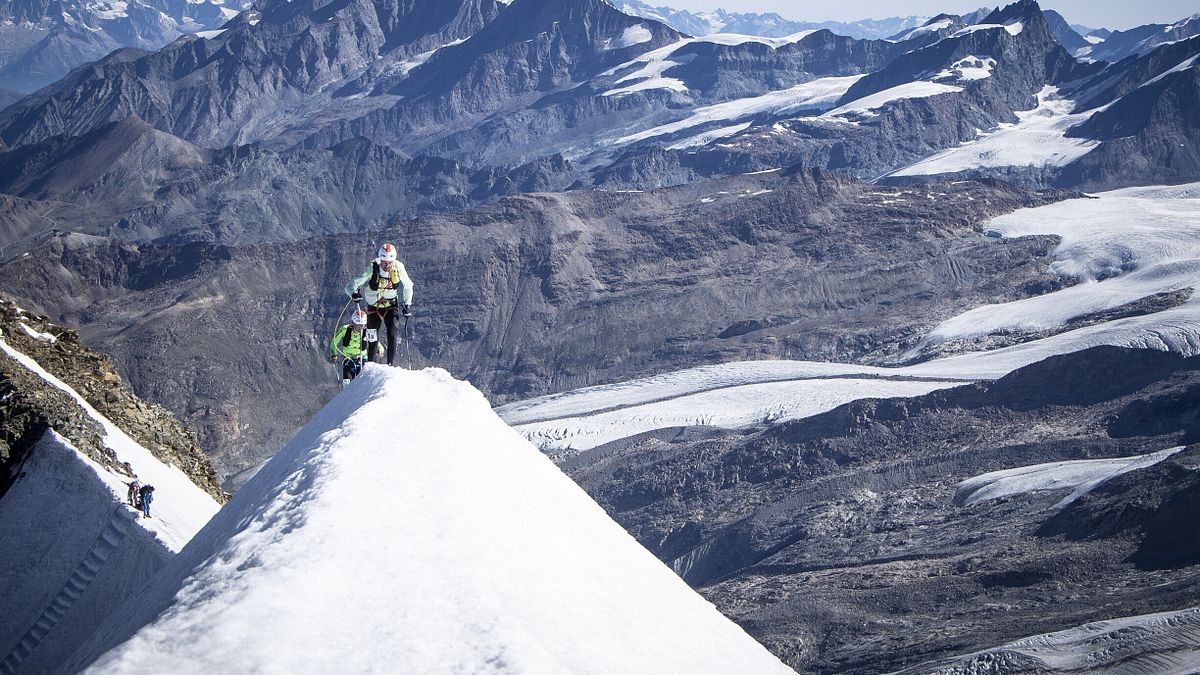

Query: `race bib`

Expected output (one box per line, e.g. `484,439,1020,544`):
365,328,378,343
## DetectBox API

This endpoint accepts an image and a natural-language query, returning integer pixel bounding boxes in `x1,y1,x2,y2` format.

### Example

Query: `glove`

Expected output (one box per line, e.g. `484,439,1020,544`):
401,304,412,317
351,292,362,303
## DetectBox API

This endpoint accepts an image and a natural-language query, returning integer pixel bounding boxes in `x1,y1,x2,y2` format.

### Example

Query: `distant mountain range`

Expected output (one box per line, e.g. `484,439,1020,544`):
612,0,939,39
0,0,251,94
0,0,1197,469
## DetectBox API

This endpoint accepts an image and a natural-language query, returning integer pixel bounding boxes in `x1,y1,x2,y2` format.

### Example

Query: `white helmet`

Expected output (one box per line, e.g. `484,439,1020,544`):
377,243,398,262
351,309,368,326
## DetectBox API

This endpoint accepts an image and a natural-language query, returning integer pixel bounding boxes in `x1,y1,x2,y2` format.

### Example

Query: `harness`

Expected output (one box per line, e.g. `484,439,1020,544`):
367,261,401,313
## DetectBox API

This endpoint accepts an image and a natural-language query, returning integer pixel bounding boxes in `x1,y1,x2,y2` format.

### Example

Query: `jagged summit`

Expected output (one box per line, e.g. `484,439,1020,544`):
68,366,793,673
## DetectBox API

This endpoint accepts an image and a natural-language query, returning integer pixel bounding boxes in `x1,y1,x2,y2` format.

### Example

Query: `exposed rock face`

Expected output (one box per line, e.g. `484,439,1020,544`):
0,87,20,112
0,174,1069,474
0,117,577,250
0,299,225,501
0,0,1194,197
0,0,504,148
561,346,1200,672
1040,8,1090,53
1058,38,1200,190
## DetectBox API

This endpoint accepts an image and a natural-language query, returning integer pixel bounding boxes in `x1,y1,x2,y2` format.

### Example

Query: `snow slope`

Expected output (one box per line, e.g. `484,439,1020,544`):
956,447,1184,508
70,366,793,674
891,86,1101,176
0,339,219,550
500,184,1200,453
903,605,1200,674
821,81,963,120
0,338,220,674
914,182,1200,352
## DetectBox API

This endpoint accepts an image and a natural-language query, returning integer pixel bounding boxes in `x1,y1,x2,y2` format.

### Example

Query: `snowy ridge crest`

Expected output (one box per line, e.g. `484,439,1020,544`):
72,366,793,673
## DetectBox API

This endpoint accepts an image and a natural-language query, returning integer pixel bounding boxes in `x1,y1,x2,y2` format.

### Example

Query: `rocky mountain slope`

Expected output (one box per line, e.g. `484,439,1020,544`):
1084,13,1200,63
557,345,1200,673
0,171,1070,473
0,299,223,500
0,0,1195,222
0,298,223,673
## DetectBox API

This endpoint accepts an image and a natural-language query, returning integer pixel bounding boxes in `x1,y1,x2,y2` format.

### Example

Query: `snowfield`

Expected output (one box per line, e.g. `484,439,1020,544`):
914,182,1200,351
72,367,793,674
501,183,1200,453
956,447,1184,507
891,86,1101,176
821,81,964,120
0,338,219,550
902,606,1200,674
614,75,865,146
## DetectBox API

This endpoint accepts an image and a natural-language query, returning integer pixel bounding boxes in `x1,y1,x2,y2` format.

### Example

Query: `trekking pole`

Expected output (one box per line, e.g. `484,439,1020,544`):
404,315,412,370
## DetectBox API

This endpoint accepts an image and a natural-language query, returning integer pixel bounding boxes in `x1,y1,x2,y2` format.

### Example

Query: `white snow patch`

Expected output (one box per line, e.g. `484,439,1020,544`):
1084,34,1105,44
912,182,1200,351
667,122,751,150
194,28,226,39
614,75,863,144
605,24,653,50
892,86,1100,175
923,606,1200,673
698,30,819,48
746,167,782,175
513,377,963,453
78,367,794,674
951,22,1023,38
88,0,128,19
822,81,963,119
383,37,469,81
600,32,820,98
19,322,57,342
931,55,996,81
956,447,1183,507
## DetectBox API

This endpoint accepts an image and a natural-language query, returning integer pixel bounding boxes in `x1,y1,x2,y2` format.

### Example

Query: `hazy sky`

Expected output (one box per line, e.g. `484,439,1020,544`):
657,1,1196,31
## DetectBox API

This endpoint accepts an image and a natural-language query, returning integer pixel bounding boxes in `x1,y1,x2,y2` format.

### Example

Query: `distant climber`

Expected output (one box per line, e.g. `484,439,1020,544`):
139,484,155,518
127,478,141,508
330,308,369,385
345,243,414,367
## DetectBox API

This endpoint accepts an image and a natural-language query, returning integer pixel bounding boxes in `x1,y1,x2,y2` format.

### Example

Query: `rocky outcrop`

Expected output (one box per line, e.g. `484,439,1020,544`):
562,345,1200,672
0,300,225,501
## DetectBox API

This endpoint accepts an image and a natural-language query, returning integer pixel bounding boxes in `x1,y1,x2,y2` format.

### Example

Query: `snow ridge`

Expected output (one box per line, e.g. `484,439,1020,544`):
74,367,793,674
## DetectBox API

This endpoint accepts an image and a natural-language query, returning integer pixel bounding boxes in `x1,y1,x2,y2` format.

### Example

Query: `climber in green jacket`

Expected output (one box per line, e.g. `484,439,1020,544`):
329,309,369,383
344,243,415,366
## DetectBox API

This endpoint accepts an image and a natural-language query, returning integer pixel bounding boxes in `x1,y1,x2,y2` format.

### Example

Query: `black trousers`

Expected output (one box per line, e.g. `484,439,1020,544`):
367,305,399,365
